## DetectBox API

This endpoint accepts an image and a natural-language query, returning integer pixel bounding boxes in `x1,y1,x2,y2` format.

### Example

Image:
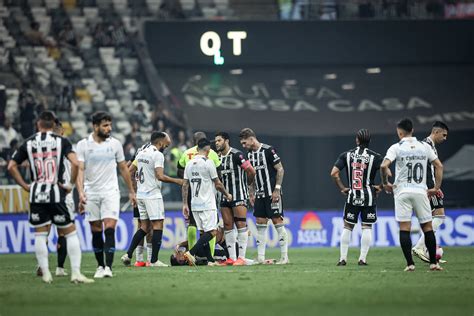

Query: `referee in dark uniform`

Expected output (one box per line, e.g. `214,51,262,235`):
239,128,288,265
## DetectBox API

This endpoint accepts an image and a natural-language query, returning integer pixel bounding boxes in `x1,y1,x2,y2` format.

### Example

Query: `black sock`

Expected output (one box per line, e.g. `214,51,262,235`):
92,231,105,267
202,242,215,263
424,230,437,264
399,230,414,266
57,236,67,269
190,232,213,257
151,229,163,263
104,228,115,268
128,229,147,259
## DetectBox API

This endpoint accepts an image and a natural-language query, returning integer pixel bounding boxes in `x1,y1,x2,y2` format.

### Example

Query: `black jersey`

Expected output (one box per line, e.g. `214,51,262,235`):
423,137,438,189
334,146,383,207
12,131,74,204
247,143,281,198
219,147,250,202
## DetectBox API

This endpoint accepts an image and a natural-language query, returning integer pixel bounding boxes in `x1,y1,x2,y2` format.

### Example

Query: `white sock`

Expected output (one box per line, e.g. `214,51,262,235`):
136,245,144,262
340,228,351,261
414,232,425,251
224,230,237,260
35,232,49,273
414,217,444,250
256,224,268,261
359,228,372,262
275,224,288,260
432,217,444,232
237,227,248,259
65,231,81,275
147,244,152,263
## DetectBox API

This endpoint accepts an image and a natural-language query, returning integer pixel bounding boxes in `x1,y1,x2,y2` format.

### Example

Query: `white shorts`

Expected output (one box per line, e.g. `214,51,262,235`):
395,192,432,224
137,198,165,221
84,191,120,222
192,210,218,232
65,194,75,220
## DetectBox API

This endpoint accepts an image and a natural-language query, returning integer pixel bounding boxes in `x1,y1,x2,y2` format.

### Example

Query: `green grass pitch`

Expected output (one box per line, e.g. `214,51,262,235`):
1,247,473,316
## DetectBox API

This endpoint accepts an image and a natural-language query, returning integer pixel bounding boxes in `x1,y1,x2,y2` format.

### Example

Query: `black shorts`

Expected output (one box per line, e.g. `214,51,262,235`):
253,197,284,219
29,202,73,228
220,200,248,209
133,206,140,219
344,203,377,225
429,195,444,210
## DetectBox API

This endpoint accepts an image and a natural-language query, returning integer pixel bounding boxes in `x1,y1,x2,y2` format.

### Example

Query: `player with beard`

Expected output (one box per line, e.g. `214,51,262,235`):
121,132,183,267
76,111,136,278
239,128,288,265
214,132,255,266
412,121,449,262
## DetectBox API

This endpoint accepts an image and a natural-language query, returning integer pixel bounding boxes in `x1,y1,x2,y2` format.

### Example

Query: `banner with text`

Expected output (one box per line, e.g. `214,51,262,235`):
1,209,473,254
159,66,474,136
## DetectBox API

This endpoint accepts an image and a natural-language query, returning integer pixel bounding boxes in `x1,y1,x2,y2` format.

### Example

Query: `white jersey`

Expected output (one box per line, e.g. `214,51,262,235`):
136,145,164,199
76,134,125,194
184,155,218,211
384,137,438,196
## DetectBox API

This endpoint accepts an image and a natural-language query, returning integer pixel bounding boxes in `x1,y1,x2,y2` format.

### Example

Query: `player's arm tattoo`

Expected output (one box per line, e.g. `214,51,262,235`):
380,159,392,185
274,162,284,188
182,179,189,206
432,159,444,190
330,166,346,191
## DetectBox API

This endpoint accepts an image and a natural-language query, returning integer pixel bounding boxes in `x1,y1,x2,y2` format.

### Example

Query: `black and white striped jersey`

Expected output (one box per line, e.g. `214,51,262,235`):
247,144,281,199
219,147,251,202
334,146,383,207
12,131,74,204
423,137,437,189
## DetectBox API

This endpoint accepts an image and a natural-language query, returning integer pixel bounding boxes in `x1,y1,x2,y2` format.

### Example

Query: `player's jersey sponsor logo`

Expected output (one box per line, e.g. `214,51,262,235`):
346,212,355,220
367,213,376,220
297,212,327,245
31,213,40,222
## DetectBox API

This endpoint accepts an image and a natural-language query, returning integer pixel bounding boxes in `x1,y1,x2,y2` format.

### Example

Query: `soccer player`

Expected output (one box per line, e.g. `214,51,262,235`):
8,111,93,283
412,121,449,262
121,132,183,267
177,132,221,253
182,138,233,266
76,111,136,278
215,131,256,265
331,129,383,266
127,142,152,267
239,128,288,265
381,118,444,271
